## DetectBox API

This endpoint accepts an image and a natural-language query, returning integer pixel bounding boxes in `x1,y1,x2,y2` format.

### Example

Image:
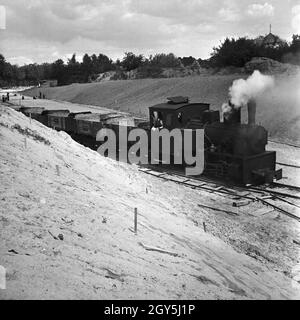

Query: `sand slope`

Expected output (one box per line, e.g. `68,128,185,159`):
23,76,238,117
0,106,300,299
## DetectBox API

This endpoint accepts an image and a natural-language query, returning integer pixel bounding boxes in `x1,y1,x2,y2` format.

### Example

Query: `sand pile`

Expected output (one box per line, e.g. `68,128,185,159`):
1,105,300,299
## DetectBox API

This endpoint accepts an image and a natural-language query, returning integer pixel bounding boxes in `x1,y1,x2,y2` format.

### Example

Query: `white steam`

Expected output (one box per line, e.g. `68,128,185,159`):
229,70,274,107
221,102,232,114
221,102,232,121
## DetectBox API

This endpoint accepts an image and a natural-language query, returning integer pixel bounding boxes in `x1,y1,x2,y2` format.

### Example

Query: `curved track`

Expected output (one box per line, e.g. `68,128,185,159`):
139,164,300,222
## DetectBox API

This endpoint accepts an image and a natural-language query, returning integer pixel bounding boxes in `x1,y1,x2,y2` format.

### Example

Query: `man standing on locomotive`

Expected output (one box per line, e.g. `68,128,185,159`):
152,111,164,130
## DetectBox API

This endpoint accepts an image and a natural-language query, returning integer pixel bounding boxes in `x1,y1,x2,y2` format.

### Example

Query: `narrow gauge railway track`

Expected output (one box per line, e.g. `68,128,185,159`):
269,139,300,149
276,162,300,169
248,184,300,200
138,165,300,222
270,182,300,192
140,164,300,199
139,165,256,200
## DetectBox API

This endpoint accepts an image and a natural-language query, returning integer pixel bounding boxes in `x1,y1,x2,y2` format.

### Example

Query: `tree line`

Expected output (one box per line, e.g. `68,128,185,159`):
0,34,299,87
210,34,300,68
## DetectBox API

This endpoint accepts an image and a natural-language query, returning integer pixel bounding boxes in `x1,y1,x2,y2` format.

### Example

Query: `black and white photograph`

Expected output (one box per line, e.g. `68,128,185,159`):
0,0,300,303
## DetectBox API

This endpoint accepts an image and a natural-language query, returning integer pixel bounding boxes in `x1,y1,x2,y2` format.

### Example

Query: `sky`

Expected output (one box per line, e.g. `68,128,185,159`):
0,0,299,65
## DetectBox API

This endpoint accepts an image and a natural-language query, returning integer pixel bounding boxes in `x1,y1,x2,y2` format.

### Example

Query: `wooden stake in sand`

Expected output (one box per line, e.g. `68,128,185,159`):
203,222,206,233
139,242,178,257
134,208,138,234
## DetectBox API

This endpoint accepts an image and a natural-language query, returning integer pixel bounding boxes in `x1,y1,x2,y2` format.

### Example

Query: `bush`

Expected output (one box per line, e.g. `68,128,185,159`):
179,56,197,67
210,37,257,67
210,35,299,68
149,53,182,68
121,52,144,71
137,64,163,78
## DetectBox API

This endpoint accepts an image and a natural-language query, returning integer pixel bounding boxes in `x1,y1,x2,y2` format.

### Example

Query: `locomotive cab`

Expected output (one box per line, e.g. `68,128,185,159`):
149,96,218,130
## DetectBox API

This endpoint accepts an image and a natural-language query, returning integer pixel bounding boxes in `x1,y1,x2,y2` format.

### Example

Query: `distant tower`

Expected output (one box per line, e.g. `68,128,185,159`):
269,24,272,34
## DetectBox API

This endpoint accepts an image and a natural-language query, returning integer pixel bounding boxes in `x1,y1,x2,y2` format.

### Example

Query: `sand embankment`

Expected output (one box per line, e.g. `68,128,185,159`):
1,105,300,299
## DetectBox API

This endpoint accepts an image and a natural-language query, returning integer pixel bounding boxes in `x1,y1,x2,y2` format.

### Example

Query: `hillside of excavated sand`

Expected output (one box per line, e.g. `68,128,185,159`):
0,105,300,299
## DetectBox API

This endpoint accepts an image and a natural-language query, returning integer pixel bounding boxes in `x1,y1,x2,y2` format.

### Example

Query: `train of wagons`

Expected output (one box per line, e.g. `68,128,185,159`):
10,95,282,185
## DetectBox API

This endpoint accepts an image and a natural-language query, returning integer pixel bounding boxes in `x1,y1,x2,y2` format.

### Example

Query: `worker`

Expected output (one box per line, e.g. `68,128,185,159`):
177,112,182,123
152,111,164,130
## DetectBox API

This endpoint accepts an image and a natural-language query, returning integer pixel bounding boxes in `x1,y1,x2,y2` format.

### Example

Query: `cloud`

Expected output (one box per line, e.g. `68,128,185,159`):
247,3,274,17
218,7,240,22
4,0,175,46
291,5,300,34
128,0,216,25
0,5,6,29
1,0,220,64
0,0,295,65
8,56,34,65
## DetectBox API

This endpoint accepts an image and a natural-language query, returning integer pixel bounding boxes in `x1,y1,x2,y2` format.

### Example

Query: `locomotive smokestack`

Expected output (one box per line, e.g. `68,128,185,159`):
247,98,256,125
222,100,241,124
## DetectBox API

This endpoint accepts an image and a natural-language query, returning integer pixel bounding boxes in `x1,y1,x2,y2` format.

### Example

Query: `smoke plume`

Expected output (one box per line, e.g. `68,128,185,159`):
255,69,300,144
229,70,274,107
222,68,300,144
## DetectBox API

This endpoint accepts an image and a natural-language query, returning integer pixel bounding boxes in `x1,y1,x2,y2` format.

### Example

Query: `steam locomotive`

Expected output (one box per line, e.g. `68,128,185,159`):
147,96,282,185
15,95,282,185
